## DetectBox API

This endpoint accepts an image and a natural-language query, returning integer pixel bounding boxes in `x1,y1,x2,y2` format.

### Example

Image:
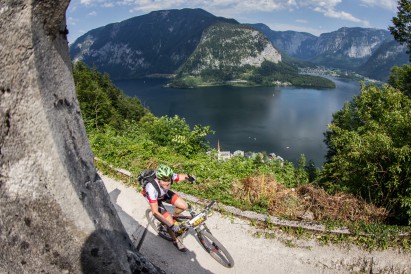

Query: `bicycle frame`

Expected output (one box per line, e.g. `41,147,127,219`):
175,200,216,236
145,200,234,268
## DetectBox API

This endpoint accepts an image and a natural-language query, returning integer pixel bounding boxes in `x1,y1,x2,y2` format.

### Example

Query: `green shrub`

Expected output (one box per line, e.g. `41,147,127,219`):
322,84,411,224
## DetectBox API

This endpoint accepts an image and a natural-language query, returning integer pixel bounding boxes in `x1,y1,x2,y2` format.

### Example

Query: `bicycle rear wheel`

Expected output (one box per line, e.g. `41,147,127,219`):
145,209,172,241
198,230,234,268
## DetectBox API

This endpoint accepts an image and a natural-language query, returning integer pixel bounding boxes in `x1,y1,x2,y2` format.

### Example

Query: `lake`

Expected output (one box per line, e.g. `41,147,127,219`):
114,77,361,166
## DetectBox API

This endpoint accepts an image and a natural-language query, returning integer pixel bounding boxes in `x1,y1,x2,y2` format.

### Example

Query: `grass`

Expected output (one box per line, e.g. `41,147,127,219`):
250,217,411,251
96,156,411,252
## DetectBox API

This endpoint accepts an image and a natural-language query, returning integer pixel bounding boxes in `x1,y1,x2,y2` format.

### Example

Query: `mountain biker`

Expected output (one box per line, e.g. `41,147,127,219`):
143,165,196,252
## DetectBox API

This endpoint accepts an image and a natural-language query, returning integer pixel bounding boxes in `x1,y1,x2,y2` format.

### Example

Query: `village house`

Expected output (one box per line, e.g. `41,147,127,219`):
216,140,284,163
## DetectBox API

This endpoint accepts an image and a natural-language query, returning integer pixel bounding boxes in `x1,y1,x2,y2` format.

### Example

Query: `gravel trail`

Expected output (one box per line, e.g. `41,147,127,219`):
101,173,410,274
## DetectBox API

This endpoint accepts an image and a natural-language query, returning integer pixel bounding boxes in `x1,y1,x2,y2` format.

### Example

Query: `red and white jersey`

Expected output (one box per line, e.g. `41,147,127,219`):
144,174,180,203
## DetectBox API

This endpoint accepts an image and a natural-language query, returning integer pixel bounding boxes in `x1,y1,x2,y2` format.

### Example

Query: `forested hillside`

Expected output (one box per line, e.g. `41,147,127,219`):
73,61,147,130
70,9,238,79
171,23,335,88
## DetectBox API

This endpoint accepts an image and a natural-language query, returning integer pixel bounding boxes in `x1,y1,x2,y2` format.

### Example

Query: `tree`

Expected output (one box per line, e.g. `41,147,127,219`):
388,64,411,97
322,84,411,224
389,0,411,61
305,160,320,183
296,154,309,184
139,115,214,157
73,61,147,130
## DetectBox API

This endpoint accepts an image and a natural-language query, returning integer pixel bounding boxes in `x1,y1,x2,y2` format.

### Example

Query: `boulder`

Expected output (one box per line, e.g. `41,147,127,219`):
0,1,162,273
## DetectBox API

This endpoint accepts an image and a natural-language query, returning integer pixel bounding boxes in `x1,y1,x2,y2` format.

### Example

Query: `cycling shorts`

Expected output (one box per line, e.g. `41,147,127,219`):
156,190,180,216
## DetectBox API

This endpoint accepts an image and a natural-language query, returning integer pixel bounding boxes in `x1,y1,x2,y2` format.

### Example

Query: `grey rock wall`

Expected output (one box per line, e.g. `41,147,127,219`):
0,1,161,273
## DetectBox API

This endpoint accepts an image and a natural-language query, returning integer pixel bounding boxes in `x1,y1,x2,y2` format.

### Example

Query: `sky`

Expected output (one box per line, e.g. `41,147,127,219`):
66,0,399,44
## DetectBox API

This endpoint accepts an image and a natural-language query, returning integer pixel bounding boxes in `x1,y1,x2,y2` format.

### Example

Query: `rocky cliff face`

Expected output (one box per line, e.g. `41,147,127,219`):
254,25,393,63
0,1,160,273
253,24,408,80
300,27,393,68
70,8,237,79
179,23,281,75
356,40,409,81
250,23,316,56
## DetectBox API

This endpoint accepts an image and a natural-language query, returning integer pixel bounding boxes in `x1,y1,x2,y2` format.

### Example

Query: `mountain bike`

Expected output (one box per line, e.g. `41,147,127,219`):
145,200,234,268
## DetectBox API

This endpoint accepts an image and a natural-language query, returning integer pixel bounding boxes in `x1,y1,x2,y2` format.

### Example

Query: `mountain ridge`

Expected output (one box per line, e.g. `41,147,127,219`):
70,8,238,79
70,8,408,82
251,23,407,81
179,23,281,73
170,22,335,89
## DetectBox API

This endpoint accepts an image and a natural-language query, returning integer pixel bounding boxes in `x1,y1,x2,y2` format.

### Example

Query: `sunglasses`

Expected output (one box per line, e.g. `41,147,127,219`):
159,176,172,181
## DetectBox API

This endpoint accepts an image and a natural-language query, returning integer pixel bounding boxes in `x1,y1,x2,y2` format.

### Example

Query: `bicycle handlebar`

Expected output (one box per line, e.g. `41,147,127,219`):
183,200,217,229
204,200,217,212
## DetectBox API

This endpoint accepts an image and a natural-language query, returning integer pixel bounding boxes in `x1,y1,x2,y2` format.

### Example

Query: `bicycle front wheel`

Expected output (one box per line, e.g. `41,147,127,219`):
198,230,234,268
145,209,173,241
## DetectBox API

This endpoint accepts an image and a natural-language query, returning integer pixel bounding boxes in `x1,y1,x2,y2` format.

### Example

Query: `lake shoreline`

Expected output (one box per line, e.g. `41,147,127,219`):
114,76,361,166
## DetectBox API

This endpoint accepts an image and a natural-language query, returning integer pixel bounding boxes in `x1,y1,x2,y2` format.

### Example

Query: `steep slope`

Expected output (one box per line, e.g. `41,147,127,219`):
171,23,334,88
301,27,393,69
180,23,281,74
250,23,316,56
252,24,408,80
70,8,237,79
261,26,393,67
356,40,409,82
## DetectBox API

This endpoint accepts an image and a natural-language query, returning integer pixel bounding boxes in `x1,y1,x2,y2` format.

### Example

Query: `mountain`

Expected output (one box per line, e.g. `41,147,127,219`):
171,23,335,89
252,24,408,81
70,8,237,79
70,9,409,82
249,23,316,57
178,23,281,74
356,40,408,81
299,27,392,66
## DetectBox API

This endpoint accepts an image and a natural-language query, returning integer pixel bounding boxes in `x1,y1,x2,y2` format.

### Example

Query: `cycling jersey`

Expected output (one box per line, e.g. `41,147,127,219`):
144,174,180,204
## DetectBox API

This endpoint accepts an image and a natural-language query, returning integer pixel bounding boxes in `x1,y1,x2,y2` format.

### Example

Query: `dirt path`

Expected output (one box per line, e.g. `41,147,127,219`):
100,173,410,274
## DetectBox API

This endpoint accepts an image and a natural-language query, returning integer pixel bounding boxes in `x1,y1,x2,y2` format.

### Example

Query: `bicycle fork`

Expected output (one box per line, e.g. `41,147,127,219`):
196,223,213,245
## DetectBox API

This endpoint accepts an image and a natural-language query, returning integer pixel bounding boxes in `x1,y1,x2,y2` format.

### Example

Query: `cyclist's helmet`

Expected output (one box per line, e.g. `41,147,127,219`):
156,165,173,180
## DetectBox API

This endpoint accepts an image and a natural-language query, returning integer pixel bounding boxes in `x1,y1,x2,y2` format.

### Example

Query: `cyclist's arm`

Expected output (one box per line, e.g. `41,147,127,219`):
172,173,192,182
149,202,173,227
145,184,173,226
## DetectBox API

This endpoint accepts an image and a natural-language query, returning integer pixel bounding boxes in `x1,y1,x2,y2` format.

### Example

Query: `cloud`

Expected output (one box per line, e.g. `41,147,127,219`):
78,0,396,13
103,3,114,8
75,0,378,16
306,1,369,26
79,0,115,7
67,16,79,26
88,11,97,16
322,8,370,26
359,0,397,11
80,0,93,5
84,0,294,13
268,22,324,36
74,0,380,27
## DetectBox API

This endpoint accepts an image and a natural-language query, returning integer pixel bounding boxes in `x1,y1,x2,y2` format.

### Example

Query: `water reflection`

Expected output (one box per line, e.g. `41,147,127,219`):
115,78,360,166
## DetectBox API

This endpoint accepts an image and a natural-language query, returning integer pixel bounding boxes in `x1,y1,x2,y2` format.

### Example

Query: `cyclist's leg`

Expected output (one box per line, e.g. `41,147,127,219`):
159,200,189,245
162,193,188,251
154,200,177,239
166,190,188,217
173,197,188,216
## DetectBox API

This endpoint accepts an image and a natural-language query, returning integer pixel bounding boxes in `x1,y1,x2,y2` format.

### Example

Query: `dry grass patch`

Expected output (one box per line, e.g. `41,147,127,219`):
232,175,388,224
